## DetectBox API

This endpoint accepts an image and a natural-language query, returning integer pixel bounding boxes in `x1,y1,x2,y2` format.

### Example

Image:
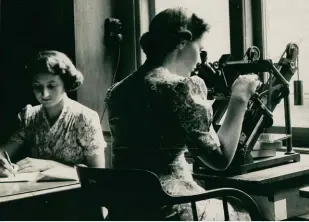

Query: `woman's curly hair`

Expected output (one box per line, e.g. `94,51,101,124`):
25,50,84,92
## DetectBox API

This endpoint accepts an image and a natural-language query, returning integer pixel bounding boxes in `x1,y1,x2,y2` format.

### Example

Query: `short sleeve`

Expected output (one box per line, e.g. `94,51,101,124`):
77,111,107,157
170,77,221,153
9,105,32,145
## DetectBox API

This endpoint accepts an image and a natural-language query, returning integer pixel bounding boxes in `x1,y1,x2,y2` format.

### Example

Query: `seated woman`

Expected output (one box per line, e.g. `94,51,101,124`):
105,7,260,221
0,50,106,176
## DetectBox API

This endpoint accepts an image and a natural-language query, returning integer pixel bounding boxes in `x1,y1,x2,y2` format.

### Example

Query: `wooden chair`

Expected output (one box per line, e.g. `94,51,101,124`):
75,165,261,221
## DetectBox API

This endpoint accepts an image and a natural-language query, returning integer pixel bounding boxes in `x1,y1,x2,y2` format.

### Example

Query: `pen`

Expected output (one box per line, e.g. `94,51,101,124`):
4,151,15,177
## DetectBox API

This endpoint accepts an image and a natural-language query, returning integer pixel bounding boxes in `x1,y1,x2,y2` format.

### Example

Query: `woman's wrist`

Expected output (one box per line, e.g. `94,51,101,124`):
230,94,250,106
45,160,64,169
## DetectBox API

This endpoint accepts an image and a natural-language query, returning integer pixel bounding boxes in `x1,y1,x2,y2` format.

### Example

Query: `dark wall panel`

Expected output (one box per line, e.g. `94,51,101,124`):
0,0,75,143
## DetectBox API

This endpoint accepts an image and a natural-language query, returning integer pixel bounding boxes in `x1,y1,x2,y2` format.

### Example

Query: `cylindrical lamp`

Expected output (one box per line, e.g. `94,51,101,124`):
294,80,303,105
294,57,303,106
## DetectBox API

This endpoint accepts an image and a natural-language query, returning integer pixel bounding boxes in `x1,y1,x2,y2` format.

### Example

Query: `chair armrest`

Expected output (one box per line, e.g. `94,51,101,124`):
165,187,261,220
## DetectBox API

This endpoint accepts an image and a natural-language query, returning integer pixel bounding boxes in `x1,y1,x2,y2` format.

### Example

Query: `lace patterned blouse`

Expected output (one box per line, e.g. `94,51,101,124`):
10,94,106,166
105,66,250,221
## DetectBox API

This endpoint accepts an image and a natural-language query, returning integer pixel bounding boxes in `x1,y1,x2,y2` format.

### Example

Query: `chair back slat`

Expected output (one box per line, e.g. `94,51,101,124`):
167,188,261,221
75,165,166,220
222,196,230,221
191,201,198,221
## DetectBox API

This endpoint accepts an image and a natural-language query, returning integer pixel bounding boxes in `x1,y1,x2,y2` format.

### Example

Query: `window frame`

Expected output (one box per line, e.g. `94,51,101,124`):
258,0,309,147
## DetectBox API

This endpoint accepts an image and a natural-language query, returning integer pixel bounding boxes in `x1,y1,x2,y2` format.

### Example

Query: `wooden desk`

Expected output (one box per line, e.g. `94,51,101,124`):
193,152,309,220
300,186,309,199
0,181,101,220
0,181,80,202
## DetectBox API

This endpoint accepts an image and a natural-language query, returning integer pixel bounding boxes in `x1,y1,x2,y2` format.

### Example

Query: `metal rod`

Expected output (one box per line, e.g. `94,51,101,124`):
259,84,283,97
267,73,273,108
245,117,264,149
283,95,293,154
270,63,290,87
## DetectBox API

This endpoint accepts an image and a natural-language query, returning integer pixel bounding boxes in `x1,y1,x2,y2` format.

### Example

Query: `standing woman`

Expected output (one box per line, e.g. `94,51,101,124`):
0,50,106,176
105,7,260,220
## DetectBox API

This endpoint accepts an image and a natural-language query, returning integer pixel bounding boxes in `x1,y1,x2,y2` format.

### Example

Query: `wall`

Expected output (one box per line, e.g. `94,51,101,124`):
74,0,140,167
73,0,140,128
73,0,114,133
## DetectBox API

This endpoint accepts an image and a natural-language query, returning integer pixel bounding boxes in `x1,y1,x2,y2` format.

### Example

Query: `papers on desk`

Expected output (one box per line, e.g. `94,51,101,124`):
0,172,39,182
37,167,79,182
0,167,78,183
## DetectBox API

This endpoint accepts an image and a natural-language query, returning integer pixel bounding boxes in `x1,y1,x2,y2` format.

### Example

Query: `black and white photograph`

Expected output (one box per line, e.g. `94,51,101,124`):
0,0,308,221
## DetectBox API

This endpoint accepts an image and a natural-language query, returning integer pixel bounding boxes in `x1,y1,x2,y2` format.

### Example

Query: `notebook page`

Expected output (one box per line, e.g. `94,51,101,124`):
0,172,40,182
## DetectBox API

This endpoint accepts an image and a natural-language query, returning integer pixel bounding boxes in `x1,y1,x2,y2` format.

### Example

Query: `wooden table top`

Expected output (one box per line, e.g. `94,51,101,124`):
0,181,80,203
194,152,309,185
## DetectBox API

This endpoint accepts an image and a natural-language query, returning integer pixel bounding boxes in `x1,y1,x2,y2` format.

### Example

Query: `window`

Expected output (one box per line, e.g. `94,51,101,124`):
265,0,309,128
154,0,230,62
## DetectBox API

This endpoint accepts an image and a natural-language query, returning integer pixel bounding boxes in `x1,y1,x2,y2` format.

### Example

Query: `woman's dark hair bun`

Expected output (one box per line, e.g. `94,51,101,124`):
140,29,193,58
178,30,192,41
140,32,152,56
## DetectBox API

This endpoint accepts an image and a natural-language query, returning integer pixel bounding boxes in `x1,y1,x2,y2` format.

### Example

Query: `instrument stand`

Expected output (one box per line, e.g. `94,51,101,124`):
194,152,300,176
194,94,301,176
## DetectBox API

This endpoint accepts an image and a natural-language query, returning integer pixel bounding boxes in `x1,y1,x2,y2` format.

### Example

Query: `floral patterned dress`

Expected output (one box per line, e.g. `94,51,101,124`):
10,94,106,166
105,66,250,221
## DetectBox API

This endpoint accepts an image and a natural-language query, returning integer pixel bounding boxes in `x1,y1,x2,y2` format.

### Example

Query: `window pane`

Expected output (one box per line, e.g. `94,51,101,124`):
154,0,230,62
265,0,309,127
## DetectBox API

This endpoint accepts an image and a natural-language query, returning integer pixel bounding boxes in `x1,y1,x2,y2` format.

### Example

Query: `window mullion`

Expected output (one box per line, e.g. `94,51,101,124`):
229,0,254,60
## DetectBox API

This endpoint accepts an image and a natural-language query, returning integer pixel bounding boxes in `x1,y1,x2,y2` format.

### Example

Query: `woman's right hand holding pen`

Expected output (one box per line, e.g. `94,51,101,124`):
0,152,18,177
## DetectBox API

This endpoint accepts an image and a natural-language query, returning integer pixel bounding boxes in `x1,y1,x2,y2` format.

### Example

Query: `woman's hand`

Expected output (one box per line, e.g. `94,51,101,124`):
231,74,261,103
16,157,54,173
0,158,18,177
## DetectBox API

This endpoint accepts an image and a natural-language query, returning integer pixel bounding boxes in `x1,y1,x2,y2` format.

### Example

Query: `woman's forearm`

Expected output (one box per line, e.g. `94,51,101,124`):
48,155,106,169
47,160,74,170
217,95,248,167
